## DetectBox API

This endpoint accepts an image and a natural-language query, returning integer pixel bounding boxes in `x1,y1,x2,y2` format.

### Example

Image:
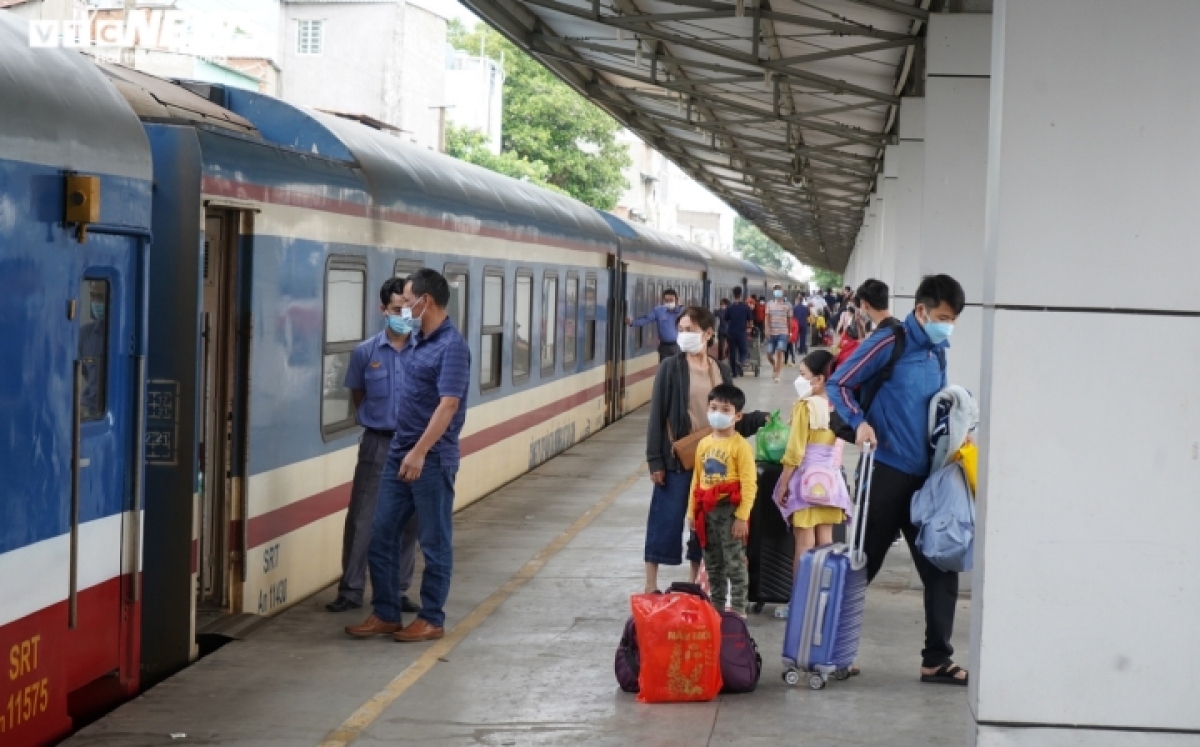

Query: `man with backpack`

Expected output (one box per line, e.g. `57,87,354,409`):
854,278,892,334
827,274,968,687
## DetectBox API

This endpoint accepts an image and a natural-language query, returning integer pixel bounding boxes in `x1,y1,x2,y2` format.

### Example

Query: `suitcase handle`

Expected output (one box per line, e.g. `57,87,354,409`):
846,444,876,568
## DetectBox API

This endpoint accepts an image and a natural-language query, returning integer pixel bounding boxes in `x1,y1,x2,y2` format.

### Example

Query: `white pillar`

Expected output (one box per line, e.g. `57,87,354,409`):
893,97,924,317
973,2,1200,745
878,146,900,291
920,13,991,399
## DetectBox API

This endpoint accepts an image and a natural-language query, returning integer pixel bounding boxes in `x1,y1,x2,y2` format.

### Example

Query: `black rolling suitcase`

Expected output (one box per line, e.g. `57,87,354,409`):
747,461,794,613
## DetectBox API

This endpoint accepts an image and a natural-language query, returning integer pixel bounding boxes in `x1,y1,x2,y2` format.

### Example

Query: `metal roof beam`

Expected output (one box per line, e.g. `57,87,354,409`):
765,38,915,68
843,0,930,21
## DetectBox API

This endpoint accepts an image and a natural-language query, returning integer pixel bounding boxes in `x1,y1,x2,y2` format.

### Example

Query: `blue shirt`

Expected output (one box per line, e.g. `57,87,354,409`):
793,303,809,334
724,301,752,339
827,313,948,477
631,305,683,344
388,317,471,470
344,330,406,431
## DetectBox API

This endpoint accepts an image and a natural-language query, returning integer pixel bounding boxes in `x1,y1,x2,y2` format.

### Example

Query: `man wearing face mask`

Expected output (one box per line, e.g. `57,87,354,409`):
348,269,470,643
828,274,969,687
765,285,791,382
328,278,420,614
627,288,684,362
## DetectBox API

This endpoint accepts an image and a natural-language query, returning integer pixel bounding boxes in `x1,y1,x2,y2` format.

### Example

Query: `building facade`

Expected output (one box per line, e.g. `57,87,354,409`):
444,47,504,154
279,0,447,150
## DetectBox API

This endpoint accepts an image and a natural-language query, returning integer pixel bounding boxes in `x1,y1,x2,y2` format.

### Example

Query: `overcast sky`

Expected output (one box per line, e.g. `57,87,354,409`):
169,0,480,57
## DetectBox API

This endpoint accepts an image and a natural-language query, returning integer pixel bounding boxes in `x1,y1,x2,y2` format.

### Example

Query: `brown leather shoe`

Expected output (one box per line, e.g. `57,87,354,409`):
393,618,444,642
345,614,401,638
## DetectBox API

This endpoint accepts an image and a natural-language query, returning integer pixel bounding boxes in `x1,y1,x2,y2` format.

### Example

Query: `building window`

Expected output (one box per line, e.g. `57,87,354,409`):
322,257,366,437
79,278,110,421
445,264,469,335
541,273,558,375
513,270,532,382
298,19,323,55
584,274,597,362
481,268,503,390
564,274,578,367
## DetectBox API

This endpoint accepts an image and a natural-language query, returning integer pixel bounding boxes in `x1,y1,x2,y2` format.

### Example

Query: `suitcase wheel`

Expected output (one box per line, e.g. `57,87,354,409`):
752,602,765,614
782,669,801,686
808,673,826,691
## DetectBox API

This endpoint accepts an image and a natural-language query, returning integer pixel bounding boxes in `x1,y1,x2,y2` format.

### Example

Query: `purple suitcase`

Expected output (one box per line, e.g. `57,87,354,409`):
781,445,876,690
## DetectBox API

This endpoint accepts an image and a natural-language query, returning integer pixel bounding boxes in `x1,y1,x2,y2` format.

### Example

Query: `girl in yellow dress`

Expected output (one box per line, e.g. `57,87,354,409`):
775,350,853,576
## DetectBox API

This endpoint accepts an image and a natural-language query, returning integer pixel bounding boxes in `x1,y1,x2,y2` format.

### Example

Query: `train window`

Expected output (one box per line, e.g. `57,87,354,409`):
444,264,469,335
394,259,422,279
481,268,503,390
541,273,557,375
634,281,644,350
564,274,578,366
297,19,323,55
322,258,366,436
513,270,533,382
79,278,110,421
584,274,597,362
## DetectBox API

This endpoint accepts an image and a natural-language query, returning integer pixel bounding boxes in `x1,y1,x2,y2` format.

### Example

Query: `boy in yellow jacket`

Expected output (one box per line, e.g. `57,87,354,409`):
688,384,757,616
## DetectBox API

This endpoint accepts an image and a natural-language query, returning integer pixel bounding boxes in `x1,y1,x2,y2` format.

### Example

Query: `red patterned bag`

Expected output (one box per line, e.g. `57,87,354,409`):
631,585,723,703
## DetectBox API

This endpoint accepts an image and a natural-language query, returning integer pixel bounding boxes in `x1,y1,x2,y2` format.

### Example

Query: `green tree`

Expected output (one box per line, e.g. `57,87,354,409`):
809,268,844,290
734,217,793,272
448,22,631,209
445,124,565,194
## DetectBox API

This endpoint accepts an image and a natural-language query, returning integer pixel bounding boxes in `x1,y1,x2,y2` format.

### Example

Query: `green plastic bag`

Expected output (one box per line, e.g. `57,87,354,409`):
755,410,789,464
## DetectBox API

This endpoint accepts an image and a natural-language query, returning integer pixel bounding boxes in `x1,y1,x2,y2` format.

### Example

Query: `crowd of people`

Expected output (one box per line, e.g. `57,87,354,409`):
641,274,971,686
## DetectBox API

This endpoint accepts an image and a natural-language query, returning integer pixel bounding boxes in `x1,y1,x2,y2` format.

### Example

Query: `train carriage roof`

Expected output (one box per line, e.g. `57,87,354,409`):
0,14,150,180
596,213,707,271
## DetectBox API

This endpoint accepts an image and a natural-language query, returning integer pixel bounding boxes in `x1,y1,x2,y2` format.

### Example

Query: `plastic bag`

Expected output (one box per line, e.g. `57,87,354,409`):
952,441,978,497
754,410,789,463
631,591,723,703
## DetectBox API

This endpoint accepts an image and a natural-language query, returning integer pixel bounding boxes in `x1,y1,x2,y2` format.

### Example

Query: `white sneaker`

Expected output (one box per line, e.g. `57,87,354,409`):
773,377,780,383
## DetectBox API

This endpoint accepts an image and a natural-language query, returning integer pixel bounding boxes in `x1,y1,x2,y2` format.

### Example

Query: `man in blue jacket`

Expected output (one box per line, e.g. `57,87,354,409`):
828,274,968,686
723,287,753,377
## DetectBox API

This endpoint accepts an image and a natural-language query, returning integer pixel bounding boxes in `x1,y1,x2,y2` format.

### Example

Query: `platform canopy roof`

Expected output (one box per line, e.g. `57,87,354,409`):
461,0,932,270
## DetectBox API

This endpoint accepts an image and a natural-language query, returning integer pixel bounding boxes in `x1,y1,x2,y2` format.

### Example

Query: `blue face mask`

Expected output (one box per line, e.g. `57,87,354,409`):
773,290,783,298
386,313,414,336
90,302,105,321
920,310,954,345
707,410,734,431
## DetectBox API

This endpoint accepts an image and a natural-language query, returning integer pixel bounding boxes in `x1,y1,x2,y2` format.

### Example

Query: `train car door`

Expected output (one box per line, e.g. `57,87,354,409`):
196,211,249,619
68,230,142,709
604,254,628,424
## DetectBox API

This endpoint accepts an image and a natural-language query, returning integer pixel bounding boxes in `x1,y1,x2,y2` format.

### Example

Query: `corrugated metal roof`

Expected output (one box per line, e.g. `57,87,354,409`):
460,0,933,271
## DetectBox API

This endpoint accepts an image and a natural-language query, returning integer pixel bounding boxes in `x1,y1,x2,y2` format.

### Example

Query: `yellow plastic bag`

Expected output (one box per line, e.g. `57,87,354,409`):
952,441,978,497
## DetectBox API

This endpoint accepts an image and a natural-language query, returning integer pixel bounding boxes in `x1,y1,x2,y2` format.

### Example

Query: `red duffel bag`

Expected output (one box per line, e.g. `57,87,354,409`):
630,583,723,703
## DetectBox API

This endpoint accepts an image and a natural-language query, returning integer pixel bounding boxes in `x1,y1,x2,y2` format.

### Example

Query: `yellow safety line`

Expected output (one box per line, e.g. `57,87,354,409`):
318,465,647,747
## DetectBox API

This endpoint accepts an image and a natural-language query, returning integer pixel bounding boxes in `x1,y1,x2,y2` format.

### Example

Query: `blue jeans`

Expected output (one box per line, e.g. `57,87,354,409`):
644,470,703,565
727,335,748,376
368,452,458,627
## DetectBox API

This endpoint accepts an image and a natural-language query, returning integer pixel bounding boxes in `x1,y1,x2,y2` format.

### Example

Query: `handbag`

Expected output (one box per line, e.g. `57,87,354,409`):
668,359,719,470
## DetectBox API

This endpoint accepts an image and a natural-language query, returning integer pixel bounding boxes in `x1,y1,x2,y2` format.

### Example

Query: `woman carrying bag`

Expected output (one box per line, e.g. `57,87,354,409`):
643,305,769,594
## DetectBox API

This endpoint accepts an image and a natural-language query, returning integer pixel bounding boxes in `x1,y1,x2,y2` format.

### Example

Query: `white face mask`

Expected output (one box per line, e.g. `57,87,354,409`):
707,410,734,431
664,301,677,311
677,331,704,354
794,376,813,399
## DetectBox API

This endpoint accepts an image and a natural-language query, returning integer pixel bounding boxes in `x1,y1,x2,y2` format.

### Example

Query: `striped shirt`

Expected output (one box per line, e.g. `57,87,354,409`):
388,317,471,470
766,300,791,336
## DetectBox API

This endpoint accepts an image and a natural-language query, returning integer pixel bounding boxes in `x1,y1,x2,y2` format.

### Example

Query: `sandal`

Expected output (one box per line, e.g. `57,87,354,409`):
920,662,968,686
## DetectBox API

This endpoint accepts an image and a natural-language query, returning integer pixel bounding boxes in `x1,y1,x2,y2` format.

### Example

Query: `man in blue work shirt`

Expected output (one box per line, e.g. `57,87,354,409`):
347,268,471,642
327,278,420,614
828,274,968,686
723,287,752,377
627,288,683,361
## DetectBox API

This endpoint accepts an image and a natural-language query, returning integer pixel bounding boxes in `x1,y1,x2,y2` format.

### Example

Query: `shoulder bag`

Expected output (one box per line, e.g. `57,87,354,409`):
668,359,718,470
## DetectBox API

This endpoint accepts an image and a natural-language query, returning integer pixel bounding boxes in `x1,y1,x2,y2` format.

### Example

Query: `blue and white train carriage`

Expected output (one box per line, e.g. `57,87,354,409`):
0,13,798,742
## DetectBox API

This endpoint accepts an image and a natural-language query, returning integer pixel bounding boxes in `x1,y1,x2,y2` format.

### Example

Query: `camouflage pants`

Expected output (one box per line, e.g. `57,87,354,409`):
703,501,749,615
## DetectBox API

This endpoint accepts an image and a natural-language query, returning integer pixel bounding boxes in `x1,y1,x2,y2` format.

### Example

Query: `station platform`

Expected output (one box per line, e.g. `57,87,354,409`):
68,370,972,747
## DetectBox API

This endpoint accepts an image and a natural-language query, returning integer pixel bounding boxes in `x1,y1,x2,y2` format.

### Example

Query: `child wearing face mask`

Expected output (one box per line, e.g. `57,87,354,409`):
775,351,854,578
686,384,758,617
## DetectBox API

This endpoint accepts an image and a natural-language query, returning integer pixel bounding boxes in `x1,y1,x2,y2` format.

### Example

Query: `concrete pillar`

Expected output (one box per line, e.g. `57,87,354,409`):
972,2,1200,745
919,13,991,399
878,146,900,291
893,98,924,317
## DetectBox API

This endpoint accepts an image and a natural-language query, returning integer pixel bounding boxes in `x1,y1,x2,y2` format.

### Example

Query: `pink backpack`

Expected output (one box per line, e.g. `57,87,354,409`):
800,464,841,506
